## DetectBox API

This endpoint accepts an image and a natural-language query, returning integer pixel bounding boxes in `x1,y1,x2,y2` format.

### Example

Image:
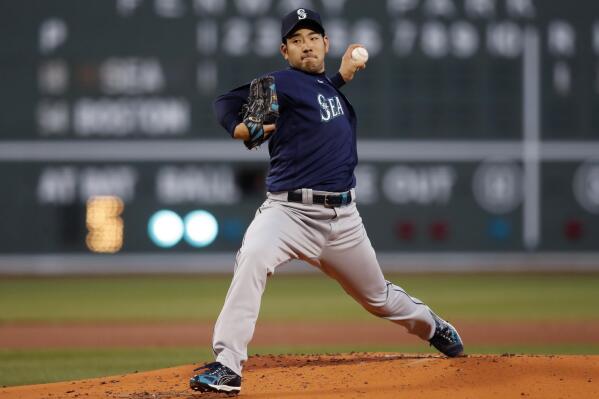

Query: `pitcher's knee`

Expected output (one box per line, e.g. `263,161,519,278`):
363,301,395,317
359,293,394,317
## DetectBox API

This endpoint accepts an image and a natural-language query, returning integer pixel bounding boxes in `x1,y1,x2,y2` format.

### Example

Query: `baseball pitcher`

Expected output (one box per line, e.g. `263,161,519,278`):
190,8,464,395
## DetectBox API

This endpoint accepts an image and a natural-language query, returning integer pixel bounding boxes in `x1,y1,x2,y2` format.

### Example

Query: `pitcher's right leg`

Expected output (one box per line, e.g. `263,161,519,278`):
210,200,325,377
191,232,285,395
212,206,290,376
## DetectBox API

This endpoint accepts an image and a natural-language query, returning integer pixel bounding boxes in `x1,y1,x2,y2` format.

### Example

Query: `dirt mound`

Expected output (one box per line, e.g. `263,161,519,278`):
2,353,598,398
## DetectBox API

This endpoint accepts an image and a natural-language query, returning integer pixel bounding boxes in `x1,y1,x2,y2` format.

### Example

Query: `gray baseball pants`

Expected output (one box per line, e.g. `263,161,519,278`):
212,190,436,376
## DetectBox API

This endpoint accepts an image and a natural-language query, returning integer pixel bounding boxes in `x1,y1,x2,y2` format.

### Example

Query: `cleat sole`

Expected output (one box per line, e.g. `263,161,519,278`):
190,382,240,395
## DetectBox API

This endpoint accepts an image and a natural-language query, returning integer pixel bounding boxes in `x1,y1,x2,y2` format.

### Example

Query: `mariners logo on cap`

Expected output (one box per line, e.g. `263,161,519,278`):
297,8,307,20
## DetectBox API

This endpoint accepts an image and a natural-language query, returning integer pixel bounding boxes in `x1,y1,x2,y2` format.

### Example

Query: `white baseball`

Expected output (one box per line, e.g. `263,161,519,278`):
351,47,369,64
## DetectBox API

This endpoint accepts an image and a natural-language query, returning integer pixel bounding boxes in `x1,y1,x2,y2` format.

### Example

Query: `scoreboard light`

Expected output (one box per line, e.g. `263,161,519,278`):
488,218,511,240
563,219,584,241
148,210,184,248
184,210,218,248
395,221,416,241
222,219,244,242
429,221,449,241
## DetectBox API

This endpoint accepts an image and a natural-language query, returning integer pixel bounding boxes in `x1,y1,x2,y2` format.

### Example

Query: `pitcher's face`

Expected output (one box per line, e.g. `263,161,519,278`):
281,28,329,74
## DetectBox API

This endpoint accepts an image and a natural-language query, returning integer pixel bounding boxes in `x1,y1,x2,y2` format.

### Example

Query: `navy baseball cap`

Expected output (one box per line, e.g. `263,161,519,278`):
281,8,325,43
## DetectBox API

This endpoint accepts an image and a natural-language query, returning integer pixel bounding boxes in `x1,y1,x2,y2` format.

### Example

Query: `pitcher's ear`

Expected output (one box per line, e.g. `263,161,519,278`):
280,42,289,60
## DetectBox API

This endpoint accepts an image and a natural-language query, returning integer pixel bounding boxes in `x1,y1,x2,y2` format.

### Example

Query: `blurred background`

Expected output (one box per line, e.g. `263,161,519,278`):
0,0,598,272
1,0,598,388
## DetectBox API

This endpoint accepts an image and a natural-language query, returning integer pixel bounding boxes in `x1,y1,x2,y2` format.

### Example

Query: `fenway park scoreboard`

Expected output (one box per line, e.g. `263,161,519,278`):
0,0,598,270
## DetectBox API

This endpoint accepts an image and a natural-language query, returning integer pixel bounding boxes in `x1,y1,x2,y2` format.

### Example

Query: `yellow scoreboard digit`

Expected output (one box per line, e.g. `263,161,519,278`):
85,196,124,253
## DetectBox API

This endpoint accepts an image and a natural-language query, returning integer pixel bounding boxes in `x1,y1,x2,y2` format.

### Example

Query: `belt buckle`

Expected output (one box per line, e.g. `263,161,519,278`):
323,194,335,208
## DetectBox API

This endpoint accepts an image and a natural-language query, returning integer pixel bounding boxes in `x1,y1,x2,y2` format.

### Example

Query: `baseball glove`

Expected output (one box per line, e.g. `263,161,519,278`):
241,75,279,150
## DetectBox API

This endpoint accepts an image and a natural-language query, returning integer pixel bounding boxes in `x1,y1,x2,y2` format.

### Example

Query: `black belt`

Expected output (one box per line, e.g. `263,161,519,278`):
287,190,352,208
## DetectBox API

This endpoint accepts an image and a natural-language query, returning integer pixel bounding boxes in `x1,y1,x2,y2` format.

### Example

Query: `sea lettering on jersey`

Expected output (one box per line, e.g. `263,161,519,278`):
318,94,344,122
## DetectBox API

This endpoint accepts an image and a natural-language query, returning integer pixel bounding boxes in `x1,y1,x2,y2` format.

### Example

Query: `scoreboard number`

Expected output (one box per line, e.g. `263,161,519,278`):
85,196,125,253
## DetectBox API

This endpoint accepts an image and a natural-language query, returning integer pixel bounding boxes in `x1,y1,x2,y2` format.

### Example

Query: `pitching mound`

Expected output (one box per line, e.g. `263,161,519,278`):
1,353,598,398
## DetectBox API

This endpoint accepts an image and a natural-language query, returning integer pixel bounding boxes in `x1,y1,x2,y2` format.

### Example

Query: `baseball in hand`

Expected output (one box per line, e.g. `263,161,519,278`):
351,47,369,65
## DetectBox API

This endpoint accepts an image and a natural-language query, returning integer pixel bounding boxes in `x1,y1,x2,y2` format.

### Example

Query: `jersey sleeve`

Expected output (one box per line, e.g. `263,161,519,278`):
269,71,293,107
212,83,250,137
328,72,346,89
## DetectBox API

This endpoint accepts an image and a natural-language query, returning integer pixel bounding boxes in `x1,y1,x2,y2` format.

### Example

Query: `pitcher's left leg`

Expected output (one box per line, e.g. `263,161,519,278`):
319,205,463,356
320,231,435,340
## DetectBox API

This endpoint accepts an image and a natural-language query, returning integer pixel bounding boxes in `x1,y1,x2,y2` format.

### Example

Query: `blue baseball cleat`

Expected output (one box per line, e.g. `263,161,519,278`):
428,312,464,357
190,362,241,395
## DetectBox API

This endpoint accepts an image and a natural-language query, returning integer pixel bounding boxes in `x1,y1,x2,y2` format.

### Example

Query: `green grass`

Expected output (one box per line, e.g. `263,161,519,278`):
0,273,598,322
0,347,212,387
1,273,598,387
0,276,230,322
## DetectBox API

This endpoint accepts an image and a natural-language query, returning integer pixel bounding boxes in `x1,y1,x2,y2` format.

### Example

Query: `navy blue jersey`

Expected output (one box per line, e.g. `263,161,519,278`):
213,67,358,193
